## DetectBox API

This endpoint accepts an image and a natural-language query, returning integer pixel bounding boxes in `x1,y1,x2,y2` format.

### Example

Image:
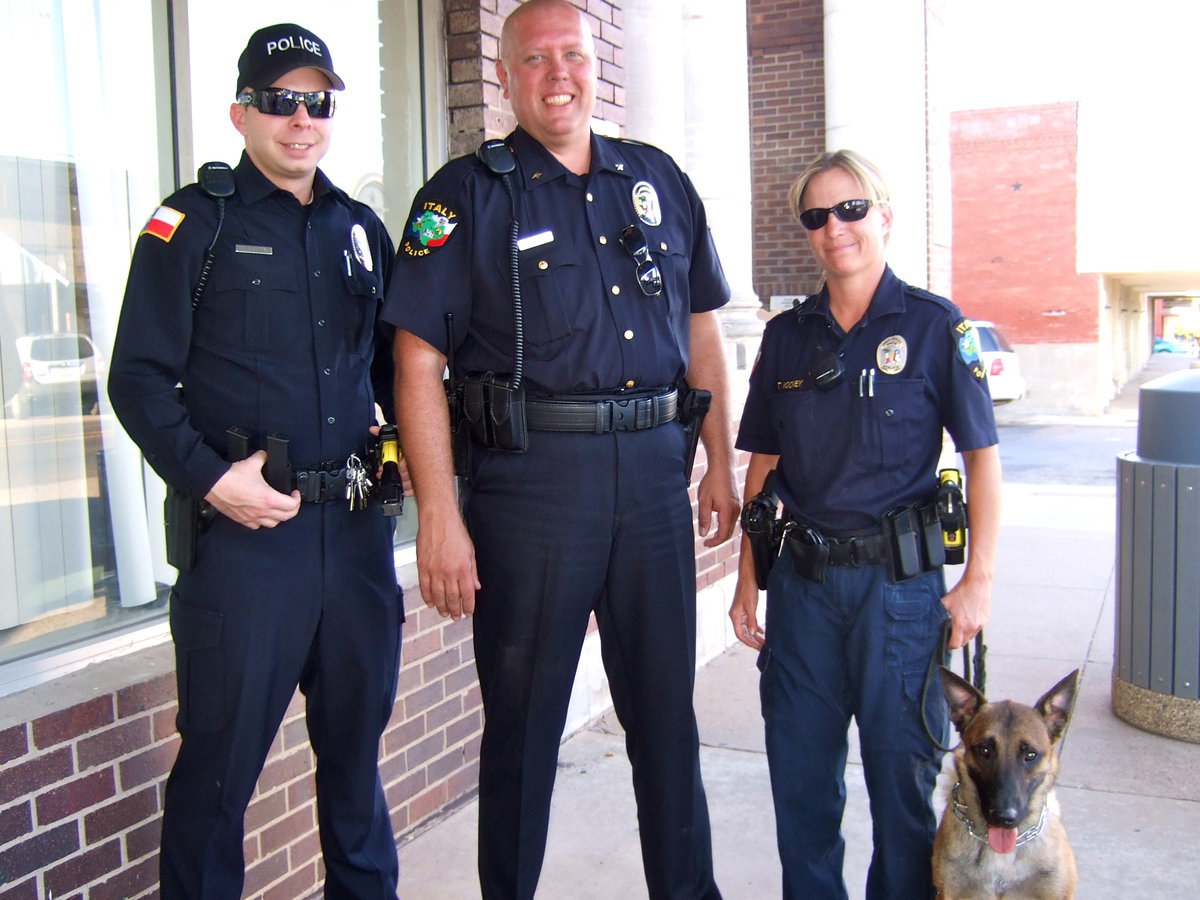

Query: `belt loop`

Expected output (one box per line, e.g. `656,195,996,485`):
594,400,612,434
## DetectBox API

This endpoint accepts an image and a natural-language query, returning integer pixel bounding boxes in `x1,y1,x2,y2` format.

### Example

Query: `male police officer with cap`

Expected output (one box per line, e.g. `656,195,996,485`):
108,23,402,899
385,1,739,897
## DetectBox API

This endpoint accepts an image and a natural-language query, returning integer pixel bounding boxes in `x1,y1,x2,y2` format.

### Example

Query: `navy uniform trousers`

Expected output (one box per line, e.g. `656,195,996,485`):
465,425,722,900
758,549,949,900
161,500,403,900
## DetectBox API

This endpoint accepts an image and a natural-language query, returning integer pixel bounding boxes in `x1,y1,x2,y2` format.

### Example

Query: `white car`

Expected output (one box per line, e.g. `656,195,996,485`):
7,332,102,417
969,320,1026,404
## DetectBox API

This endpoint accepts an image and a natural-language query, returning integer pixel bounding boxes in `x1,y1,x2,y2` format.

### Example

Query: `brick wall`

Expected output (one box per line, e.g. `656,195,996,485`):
951,102,1098,343
747,0,825,304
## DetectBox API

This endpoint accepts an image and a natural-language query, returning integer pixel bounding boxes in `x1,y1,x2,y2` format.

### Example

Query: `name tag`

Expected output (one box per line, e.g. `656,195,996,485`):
517,230,554,252
235,244,273,255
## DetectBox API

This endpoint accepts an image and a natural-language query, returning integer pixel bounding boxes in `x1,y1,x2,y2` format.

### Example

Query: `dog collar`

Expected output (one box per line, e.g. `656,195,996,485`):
950,782,1049,848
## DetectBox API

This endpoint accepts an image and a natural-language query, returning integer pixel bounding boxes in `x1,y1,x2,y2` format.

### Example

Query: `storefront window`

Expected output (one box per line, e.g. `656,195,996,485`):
0,0,432,689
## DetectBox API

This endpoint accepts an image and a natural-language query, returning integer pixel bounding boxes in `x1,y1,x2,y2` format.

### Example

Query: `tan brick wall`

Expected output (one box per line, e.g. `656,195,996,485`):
747,0,826,303
951,102,1097,343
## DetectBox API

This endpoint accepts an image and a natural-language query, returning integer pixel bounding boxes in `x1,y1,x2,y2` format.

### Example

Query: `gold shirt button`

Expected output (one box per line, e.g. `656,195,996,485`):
538,260,549,270
599,235,607,244
660,242,668,251
625,380,636,388
611,285,620,295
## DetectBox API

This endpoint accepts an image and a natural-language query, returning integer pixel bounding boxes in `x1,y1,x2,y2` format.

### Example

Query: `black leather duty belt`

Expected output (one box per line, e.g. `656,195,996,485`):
785,525,890,567
525,388,678,434
293,465,350,503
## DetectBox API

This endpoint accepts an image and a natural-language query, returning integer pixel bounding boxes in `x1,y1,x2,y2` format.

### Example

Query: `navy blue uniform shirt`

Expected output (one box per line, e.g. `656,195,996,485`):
737,266,997,532
381,127,729,396
109,152,394,498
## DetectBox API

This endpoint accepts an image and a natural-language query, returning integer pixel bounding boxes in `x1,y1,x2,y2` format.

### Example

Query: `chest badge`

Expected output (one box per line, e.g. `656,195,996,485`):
350,223,373,272
876,335,907,375
632,181,662,226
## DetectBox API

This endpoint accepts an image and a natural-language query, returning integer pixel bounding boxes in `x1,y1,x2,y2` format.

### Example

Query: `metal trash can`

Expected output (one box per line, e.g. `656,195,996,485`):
1114,367,1200,742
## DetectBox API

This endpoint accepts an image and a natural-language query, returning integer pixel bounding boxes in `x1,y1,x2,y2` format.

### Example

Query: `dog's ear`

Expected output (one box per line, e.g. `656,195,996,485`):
1036,669,1081,745
940,666,986,733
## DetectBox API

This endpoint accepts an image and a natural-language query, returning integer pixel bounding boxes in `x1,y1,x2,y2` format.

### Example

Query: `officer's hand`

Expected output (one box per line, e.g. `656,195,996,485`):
729,577,765,650
416,505,480,620
696,466,740,547
940,572,992,650
204,451,301,529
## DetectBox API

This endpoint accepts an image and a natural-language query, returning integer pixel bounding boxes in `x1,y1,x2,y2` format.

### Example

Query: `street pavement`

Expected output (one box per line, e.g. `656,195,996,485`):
397,353,1200,899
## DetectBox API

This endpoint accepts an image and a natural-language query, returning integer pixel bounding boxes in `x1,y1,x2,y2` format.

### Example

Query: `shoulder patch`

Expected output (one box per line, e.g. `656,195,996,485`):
401,201,459,258
954,318,987,382
141,206,185,243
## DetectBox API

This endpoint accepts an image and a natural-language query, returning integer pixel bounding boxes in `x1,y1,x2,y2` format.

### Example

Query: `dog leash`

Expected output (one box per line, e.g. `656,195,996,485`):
921,619,987,753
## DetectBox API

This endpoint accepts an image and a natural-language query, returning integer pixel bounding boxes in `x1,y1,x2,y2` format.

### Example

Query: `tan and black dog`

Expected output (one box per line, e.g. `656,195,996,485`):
933,668,1081,900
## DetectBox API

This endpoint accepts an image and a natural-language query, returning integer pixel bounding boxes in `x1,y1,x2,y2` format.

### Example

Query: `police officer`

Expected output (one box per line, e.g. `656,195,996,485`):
384,1,738,897
729,150,1002,900
108,24,402,899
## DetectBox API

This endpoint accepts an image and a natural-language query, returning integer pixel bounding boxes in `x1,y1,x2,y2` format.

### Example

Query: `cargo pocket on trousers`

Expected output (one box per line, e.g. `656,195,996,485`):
883,580,945,702
169,594,224,733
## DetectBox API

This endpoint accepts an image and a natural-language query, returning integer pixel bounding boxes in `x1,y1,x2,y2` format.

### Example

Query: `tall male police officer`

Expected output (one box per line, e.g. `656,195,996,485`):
385,2,739,898
108,24,403,899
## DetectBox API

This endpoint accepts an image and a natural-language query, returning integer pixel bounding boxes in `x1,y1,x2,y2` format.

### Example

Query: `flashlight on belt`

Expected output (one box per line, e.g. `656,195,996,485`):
378,424,404,517
937,468,966,565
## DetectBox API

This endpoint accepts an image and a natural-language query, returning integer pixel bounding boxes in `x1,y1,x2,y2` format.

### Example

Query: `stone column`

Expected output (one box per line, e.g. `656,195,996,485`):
625,0,763,371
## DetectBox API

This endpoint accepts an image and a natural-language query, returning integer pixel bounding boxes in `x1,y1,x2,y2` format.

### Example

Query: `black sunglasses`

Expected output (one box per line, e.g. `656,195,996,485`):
618,224,663,297
798,198,875,231
239,88,336,119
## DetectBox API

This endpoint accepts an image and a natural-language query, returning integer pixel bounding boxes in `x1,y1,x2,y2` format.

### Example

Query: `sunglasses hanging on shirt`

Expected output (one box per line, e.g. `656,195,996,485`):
238,88,336,119
618,224,663,297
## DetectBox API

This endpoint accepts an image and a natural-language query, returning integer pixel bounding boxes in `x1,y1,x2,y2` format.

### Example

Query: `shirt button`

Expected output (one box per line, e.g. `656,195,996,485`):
599,236,607,245
323,367,332,375
586,192,594,202
660,242,668,252
611,285,620,295
327,416,336,424
317,319,326,327
623,330,634,340
625,380,636,388
538,260,549,270
251,278,262,286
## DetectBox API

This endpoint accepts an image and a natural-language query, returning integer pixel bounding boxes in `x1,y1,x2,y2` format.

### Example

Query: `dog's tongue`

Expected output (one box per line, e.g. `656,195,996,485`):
988,826,1018,854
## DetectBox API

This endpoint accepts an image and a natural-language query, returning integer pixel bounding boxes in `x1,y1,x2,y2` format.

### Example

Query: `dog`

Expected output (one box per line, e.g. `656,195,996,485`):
932,667,1081,900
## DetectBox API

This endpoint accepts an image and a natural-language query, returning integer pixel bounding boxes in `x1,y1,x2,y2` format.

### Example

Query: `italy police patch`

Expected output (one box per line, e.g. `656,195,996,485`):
401,201,458,258
954,318,986,381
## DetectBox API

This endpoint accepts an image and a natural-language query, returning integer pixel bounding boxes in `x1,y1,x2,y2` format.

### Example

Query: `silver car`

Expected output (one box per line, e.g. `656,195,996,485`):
7,332,101,417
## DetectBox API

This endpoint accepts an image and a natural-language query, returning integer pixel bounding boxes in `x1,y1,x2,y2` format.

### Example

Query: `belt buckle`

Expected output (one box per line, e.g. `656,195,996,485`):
605,397,647,432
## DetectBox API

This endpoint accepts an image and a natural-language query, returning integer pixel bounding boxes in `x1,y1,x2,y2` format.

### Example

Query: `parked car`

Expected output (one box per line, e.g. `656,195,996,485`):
7,332,101,418
969,320,1026,404
1153,337,1191,354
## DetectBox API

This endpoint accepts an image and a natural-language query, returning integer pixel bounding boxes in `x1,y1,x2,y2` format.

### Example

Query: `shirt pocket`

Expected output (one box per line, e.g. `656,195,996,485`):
854,377,928,473
200,254,303,352
499,240,583,358
644,222,690,316
341,250,383,357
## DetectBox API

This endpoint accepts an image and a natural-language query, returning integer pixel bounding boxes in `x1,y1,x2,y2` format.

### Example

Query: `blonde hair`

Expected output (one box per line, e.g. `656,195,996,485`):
786,149,891,222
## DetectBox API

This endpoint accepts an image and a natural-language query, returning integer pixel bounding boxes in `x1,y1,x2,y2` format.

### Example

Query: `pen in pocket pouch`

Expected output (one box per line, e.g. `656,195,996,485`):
343,249,352,276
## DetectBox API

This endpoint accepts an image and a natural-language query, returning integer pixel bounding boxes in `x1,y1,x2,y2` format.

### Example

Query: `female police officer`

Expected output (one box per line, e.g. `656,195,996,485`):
729,150,1001,899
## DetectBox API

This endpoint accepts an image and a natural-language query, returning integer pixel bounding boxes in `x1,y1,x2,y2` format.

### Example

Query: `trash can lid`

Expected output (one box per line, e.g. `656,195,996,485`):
1137,369,1200,465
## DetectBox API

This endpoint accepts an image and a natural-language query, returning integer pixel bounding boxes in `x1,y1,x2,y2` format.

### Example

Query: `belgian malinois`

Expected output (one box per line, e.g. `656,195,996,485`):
933,668,1081,900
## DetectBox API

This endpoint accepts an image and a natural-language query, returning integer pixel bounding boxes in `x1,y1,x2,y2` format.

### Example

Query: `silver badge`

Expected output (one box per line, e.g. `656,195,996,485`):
350,223,373,272
631,181,662,227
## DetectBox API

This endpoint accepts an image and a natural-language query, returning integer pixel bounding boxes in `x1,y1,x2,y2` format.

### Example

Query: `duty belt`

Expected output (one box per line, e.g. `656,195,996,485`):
524,388,678,434
293,464,350,503
785,524,890,567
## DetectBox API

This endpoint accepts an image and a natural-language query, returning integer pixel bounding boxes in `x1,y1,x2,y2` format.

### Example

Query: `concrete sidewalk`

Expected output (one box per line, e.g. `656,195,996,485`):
398,355,1200,899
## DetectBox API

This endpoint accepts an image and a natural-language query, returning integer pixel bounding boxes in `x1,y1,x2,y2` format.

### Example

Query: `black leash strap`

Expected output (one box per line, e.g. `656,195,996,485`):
921,619,987,753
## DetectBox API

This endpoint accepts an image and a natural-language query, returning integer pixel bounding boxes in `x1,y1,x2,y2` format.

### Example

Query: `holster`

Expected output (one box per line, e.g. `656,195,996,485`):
783,526,830,584
162,426,251,571
677,384,712,483
740,473,783,589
